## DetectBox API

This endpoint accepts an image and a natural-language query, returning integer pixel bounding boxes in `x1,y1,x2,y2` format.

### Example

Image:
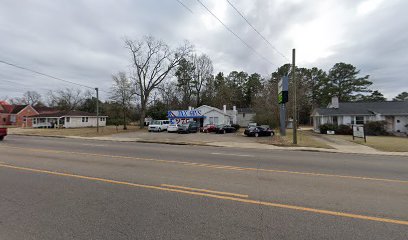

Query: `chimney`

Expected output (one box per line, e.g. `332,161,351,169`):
331,96,339,109
233,106,236,111
223,105,227,114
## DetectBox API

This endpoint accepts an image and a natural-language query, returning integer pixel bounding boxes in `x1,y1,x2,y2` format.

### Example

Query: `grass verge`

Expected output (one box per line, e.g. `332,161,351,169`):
257,129,332,149
7,125,144,137
333,135,408,152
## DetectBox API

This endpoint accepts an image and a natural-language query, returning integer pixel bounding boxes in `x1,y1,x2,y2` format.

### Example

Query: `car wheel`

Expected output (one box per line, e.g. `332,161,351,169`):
0,136,4,141
255,133,259,137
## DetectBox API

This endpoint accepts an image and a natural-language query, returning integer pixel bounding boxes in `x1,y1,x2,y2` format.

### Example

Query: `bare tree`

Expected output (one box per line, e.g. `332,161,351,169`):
110,72,135,130
125,35,193,128
47,88,88,110
22,91,43,106
192,54,213,106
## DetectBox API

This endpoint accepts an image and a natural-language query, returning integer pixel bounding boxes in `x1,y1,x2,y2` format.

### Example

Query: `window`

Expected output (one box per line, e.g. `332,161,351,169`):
356,116,364,125
82,117,88,123
213,117,219,125
397,119,400,123
33,118,37,124
2,118,6,123
100,117,105,121
66,117,70,123
333,116,338,125
86,117,88,122
243,113,246,118
209,117,214,124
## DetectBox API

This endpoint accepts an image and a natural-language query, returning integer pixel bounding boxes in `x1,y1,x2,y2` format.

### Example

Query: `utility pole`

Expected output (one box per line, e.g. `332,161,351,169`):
95,87,99,133
292,48,297,144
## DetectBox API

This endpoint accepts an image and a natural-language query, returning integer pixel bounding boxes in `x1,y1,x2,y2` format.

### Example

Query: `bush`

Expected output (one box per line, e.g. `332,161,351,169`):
365,121,388,136
336,124,352,135
319,123,338,134
231,124,240,130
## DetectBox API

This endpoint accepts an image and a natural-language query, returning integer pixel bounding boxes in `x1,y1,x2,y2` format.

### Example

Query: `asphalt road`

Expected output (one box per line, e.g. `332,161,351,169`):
0,135,407,239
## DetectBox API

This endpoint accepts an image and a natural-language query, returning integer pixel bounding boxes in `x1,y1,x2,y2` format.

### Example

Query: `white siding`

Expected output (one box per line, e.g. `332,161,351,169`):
64,116,106,128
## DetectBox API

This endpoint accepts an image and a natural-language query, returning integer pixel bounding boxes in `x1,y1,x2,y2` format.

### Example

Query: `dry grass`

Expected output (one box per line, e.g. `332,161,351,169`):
257,129,332,149
8,125,144,137
334,134,408,152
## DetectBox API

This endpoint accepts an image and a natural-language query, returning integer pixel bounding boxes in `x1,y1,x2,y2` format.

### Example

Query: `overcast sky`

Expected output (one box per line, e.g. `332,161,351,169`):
0,0,407,101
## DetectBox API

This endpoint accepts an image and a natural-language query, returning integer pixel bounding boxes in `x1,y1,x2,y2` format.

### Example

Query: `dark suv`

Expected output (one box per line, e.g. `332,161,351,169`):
177,122,199,134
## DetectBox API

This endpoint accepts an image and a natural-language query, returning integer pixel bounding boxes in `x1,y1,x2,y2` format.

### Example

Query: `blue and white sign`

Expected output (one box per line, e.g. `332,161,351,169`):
168,110,205,119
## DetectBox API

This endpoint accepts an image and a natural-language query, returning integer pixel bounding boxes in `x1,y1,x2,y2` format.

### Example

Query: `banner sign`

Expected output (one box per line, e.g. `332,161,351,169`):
167,110,205,119
169,118,191,124
278,76,289,104
352,125,366,142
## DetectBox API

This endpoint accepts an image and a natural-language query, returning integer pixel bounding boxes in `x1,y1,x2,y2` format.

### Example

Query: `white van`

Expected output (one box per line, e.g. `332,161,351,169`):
148,120,170,132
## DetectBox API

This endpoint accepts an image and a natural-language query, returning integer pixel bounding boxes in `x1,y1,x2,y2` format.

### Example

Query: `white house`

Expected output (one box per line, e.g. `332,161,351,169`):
30,110,108,128
167,105,237,127
311,97,408,134
236,108,256,127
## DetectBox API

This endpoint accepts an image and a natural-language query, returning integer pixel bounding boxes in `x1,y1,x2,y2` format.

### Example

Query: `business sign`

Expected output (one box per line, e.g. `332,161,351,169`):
352,125,366,142
168,110,205,119
170,118,190,124
278,76,289,104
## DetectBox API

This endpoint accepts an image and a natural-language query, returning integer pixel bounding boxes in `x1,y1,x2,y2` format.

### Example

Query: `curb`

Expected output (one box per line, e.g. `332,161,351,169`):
7,133,408,157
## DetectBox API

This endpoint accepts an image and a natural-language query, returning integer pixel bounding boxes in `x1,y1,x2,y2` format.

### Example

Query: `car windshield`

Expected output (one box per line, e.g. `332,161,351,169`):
182,123,190,127
151,120,161,125
217,124,225,128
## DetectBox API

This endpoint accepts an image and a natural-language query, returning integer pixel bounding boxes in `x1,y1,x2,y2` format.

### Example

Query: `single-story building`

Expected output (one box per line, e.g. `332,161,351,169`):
30,110,108,128
236,108,256,127
168,105,237,127
311,97,408,134
0,102,39,127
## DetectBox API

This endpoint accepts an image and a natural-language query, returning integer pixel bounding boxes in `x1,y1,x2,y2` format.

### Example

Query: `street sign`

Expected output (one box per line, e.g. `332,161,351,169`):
278,76,289,104
352,125,366,142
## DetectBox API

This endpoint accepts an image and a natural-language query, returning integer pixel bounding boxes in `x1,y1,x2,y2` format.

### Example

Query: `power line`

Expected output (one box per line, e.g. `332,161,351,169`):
0,60,109,93
176,0,193,14
192,0,276,67
225,0,290,62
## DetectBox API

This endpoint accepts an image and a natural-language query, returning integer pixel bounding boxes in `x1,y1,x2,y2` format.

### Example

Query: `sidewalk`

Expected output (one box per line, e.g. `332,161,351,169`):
9,132,408,157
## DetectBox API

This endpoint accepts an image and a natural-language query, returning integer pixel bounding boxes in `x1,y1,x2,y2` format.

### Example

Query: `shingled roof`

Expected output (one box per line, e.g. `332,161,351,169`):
312,101,408,116
32,110,106,118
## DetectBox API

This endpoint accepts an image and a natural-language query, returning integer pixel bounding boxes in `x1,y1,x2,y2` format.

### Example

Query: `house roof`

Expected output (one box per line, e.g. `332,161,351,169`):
236,108,254,113
32,110,106,118
10,105,28,114
33,106,59,114
312,101,408,116
196,105,234,117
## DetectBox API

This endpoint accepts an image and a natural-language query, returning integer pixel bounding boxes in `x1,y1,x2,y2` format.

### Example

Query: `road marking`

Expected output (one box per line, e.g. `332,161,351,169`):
161,184,249,198
82,144,107,147
211,152,252,157
0,162,407,226
1,145,408,184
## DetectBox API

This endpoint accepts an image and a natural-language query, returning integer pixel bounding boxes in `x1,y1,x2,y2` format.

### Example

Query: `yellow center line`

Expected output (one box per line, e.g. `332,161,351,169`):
0,162,407,226
161,184,249,198
1,145,407,184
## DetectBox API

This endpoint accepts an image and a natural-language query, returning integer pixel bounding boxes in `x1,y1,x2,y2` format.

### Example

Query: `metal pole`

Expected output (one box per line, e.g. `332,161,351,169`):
95,87,99,133
292,49,297,144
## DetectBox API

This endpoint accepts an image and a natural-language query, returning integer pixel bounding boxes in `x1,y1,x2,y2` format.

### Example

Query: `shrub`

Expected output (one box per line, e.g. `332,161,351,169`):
319,123,338,134
336,124,352,135
365,121,388,136
231,124,241,130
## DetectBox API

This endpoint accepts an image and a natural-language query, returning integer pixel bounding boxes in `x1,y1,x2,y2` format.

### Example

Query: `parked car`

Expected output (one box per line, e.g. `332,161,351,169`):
178,122,199,134
148,120,170,132
167,124,180,133
244,126,275,137
215,124,236,134
201,124,216,133
0,128,7,141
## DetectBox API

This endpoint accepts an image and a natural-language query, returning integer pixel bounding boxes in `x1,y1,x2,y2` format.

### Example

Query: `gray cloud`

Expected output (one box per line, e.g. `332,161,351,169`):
0,0,407,100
